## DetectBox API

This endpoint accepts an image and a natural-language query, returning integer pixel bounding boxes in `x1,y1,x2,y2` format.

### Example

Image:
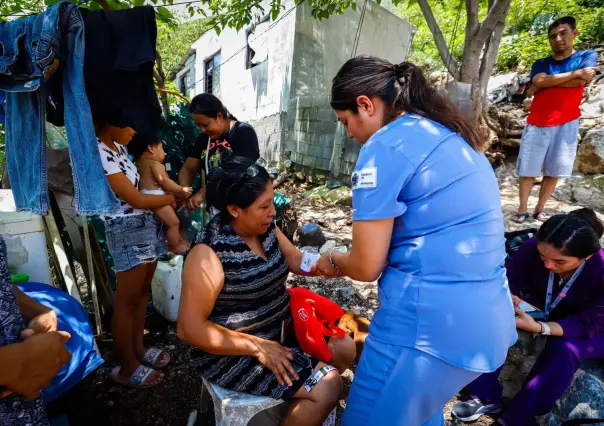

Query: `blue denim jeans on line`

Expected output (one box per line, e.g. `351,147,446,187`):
1,1,119,216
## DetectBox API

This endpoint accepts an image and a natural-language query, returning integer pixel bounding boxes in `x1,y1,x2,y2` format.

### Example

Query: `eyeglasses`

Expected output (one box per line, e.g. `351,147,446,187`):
224,158,268,199
243,158,267,179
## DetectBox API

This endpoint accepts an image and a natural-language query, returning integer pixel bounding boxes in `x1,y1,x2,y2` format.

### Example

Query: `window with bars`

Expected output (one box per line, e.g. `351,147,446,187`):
204,52,221,96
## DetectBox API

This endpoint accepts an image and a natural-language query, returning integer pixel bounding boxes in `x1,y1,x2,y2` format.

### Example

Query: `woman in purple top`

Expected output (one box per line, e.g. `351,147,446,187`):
453,208,604,426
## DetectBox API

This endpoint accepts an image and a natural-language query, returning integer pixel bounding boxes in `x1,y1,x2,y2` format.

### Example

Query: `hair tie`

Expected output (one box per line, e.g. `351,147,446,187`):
393,64,406,84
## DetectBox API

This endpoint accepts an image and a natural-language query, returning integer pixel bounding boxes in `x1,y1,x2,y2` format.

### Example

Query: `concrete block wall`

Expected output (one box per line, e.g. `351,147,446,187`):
249,112,287,165
285,94,340,171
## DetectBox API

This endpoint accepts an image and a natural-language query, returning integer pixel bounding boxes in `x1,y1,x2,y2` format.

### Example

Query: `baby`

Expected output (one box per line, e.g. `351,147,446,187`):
135,140,192,254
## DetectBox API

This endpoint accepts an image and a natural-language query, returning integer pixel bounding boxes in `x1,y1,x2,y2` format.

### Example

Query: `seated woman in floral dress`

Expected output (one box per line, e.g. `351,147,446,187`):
177,156,356,426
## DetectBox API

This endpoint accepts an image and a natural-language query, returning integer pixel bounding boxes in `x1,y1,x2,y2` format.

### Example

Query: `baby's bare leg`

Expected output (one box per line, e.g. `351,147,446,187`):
152,206,189,254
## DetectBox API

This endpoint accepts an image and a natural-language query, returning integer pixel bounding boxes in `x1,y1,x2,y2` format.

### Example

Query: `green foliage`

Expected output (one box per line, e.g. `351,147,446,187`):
157,18,212,80
397,0,604,74
0,0,177,24
399,0,471,72
494,0,604,71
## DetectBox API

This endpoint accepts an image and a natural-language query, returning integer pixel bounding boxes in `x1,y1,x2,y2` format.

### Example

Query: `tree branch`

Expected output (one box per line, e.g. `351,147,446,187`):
153,67,170,116
474,0,511,46
479,16,507,95
416,0,458,77
466,0,479,31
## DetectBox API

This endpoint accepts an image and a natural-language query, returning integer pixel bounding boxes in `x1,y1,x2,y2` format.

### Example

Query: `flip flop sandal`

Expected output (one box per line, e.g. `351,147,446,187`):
512,212,530,224
110,365,164,389
142,347,171,369
533,211,551,222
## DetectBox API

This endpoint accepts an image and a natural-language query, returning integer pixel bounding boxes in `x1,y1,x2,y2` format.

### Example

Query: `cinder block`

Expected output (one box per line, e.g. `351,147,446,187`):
302,155,317,168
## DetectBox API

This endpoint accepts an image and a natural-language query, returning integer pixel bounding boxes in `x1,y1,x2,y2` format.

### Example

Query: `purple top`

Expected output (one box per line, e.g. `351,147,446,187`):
508,237,604,339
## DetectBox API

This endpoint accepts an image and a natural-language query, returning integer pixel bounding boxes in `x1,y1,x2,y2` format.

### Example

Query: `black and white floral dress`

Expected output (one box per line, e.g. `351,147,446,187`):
0,235,48,425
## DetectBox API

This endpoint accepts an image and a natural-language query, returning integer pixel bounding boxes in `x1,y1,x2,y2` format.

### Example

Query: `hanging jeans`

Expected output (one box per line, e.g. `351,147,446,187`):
0,1,119,216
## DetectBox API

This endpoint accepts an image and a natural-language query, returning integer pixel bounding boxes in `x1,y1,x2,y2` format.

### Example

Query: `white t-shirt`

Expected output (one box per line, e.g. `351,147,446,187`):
97,140,145,218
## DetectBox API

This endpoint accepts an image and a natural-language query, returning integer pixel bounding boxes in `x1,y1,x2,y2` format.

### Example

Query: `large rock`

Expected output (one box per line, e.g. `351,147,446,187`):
302,185,352,207
581,84,604,119
540,360,604,425
298,223,326,247
570,175,604,212
553,175,604,213
577,128,604,174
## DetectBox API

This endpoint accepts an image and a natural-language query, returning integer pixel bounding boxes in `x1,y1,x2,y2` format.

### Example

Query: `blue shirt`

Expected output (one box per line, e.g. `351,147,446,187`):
530,50,597,79
351,114,517,372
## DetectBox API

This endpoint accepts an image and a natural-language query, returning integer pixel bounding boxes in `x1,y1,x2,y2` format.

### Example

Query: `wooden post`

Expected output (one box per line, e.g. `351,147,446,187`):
43,209,83,305
82,217,102,337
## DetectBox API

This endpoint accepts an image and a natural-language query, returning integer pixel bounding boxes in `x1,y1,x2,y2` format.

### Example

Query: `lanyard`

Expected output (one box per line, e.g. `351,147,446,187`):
545,262,585,317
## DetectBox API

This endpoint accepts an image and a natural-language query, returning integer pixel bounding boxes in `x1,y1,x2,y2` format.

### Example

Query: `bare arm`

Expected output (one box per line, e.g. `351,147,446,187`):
326,219,394,282
177,244,299,385
533,68,595,88
179,158,202,188
177,244,260,356
107,173,175,210
557,78,587,88
532,71,578,88
150,162,189,195
275,228,324,276
515,308,564,336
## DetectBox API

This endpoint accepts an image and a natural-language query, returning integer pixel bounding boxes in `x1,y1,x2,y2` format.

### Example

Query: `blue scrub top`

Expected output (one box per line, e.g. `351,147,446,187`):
351,114,517,373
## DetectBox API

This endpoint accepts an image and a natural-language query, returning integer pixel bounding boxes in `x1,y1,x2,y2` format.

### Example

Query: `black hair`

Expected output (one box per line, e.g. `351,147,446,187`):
537,208,604,259
548,16,577,35
129,139,162,160
205,155,271,220
330,56,485,151
189,94,238,121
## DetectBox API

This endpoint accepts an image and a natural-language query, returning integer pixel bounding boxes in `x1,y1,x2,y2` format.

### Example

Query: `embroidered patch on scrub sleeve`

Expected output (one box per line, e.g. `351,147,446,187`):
351,167,377,190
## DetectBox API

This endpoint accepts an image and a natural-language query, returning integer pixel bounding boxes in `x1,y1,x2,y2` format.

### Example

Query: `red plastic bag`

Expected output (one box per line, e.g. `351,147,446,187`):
287,287,346,362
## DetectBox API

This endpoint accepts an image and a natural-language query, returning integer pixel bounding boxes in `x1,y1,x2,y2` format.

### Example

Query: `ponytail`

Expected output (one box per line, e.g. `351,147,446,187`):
189,93,238,121
537,208,603,258
330,56,485,151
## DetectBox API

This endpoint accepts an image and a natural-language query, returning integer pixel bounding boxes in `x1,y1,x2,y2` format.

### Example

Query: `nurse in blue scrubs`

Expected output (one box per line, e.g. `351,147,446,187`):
315,56,517,426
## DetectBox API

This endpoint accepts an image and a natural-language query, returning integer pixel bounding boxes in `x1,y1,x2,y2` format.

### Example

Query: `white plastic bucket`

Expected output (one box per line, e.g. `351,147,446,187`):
0,190,52,284
151,255,184,322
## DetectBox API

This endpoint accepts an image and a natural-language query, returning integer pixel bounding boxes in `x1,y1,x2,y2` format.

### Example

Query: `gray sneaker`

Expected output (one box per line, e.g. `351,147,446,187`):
452,396,502,422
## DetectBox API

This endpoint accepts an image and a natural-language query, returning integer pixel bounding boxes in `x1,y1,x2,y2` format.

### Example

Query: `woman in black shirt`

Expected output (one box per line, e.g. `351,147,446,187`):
179,94,260,211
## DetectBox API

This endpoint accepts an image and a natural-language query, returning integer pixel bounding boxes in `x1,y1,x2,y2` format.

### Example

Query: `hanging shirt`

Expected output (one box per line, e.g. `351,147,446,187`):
527,50,598,127
351,114,517,373
186,122,260,173
98,140,145,218
507,237,604,339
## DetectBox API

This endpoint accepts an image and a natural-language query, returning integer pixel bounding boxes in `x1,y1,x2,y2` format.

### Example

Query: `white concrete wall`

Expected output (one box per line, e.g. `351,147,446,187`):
176,0,297,120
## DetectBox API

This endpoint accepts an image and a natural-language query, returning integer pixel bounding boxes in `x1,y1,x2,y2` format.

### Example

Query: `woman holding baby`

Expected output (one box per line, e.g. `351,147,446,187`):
95,115,180,389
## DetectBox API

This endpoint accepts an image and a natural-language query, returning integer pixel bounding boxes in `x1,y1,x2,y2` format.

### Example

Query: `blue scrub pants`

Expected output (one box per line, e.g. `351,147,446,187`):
342,335,481,426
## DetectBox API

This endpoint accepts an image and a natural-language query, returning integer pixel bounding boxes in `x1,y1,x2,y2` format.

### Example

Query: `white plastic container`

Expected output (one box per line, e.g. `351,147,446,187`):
0,190,52,284
151,255,184,322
